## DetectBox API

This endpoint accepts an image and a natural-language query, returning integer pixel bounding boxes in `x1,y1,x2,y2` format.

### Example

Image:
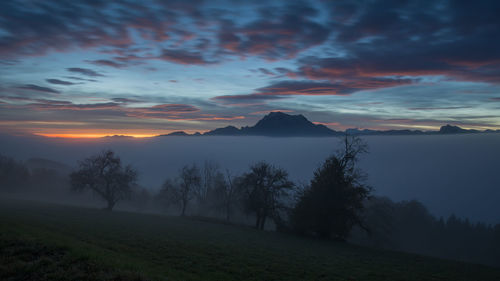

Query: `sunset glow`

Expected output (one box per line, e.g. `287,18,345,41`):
0,0,499,136
34,133,158,139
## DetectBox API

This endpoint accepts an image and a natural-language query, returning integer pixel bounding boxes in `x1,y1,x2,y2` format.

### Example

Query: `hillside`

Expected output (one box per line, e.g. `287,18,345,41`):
1,197,499,281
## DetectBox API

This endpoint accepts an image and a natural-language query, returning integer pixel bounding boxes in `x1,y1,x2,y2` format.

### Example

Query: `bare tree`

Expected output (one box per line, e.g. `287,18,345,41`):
70,150,137,211
194,160,219,212
240,162,294,230
213,169,241,221
178,164,201,216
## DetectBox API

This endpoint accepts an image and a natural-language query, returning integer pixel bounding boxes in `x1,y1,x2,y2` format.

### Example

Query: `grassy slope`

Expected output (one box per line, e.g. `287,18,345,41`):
1,198,499,281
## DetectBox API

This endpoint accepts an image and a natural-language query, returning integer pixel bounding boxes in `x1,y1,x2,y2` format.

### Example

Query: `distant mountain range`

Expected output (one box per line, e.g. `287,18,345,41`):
159,112,500,137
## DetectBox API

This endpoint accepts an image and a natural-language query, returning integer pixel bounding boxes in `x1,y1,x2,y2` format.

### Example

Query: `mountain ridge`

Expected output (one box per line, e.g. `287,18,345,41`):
158,112,500,137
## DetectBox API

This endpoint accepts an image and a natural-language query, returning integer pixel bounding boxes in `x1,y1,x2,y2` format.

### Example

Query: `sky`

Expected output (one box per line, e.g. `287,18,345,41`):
1,0,500,138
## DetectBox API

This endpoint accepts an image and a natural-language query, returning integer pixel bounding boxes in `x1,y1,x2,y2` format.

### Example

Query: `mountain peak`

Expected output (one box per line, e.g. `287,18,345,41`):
439,124,468,134
205,111,338,136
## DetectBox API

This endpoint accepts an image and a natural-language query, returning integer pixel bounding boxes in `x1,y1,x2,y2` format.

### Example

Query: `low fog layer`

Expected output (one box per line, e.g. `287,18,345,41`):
1,133,499,224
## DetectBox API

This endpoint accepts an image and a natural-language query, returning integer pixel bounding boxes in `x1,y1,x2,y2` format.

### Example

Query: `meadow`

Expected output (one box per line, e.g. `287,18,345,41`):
1,197,500,281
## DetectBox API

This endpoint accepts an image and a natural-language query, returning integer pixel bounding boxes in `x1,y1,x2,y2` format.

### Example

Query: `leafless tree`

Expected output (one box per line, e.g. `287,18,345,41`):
178,164,201,216
213,169,241,221
194,160,219,211
240,162,294,230
70,150,137,211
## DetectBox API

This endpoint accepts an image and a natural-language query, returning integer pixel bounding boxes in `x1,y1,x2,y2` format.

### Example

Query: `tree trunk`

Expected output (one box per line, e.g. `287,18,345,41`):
181,201,187,216
255,215,261,229
105,200,115,211
225,205,230,221
260,215,266,230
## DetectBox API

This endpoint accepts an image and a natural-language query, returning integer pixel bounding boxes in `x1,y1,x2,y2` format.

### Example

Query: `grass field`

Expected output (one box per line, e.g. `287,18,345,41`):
1,197,499,281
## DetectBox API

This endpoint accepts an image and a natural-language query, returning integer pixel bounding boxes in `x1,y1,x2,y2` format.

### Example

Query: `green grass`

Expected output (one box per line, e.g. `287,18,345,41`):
1,198,499,281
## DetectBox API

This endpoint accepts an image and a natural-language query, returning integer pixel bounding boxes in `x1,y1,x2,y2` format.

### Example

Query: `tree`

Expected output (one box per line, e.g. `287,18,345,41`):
291,135,370,240
194,160,219,213
158,164,201,216
70,150,137,211
213,169,241,221
240,162,294,230
171,164,201,216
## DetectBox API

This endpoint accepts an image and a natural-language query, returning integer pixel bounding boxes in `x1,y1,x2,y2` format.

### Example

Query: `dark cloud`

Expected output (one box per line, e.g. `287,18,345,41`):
0,0,499,77
64,76,98,82
213,93,286,103
304,0,500,85
408,106,473,111
16,98,202,120
0,0,202,58
214,79,413,103
31,101,120,111
67,68,104,77
218,2,330,60
46,79,76,86
111,98,142,104
257,68,275,76
16,84,60,94
159,49,214,65
88,60,126,68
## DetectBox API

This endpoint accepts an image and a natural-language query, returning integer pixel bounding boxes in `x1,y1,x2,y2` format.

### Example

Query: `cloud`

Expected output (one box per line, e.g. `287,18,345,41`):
67,68,104,77
298,1,500,85
111,98,143,104
88,59,126,68
408,106,473,111
0,1,202,59
214,79,413,103
16,84,60,94
250,109,294,115
217,2,330,60
46,79,76,86
31,102,120,111
64,76,98,82
159,49,214,65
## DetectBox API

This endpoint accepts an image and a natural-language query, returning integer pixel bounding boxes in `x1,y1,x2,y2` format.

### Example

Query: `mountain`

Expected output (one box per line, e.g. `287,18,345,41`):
203,126,241,136
162,131,191,136
157,112,499,137
205,112,339,136
159,131,202,137
346,128,425,136
439,124,479,134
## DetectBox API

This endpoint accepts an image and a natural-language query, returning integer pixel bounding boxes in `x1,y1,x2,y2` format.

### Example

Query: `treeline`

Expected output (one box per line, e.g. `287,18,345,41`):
352,197,500,267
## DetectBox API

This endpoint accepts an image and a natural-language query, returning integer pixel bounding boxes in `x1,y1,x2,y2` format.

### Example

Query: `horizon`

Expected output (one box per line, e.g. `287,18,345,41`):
5,110,498,139
2,1,500,138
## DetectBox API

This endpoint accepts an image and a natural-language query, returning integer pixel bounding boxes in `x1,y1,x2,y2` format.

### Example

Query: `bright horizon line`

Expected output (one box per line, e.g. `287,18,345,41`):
30,125,500,139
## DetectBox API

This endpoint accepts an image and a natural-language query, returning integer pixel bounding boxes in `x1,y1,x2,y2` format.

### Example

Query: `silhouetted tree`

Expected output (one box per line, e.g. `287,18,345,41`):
157,178,179,211
291,135,370,240
240,162,294,230
213,169,241,221
70,150,137,211
194,160,219,213
175,164,201,216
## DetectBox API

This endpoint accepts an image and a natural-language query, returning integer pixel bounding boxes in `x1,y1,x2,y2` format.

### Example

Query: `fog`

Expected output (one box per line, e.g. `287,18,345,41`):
1,133,499,224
